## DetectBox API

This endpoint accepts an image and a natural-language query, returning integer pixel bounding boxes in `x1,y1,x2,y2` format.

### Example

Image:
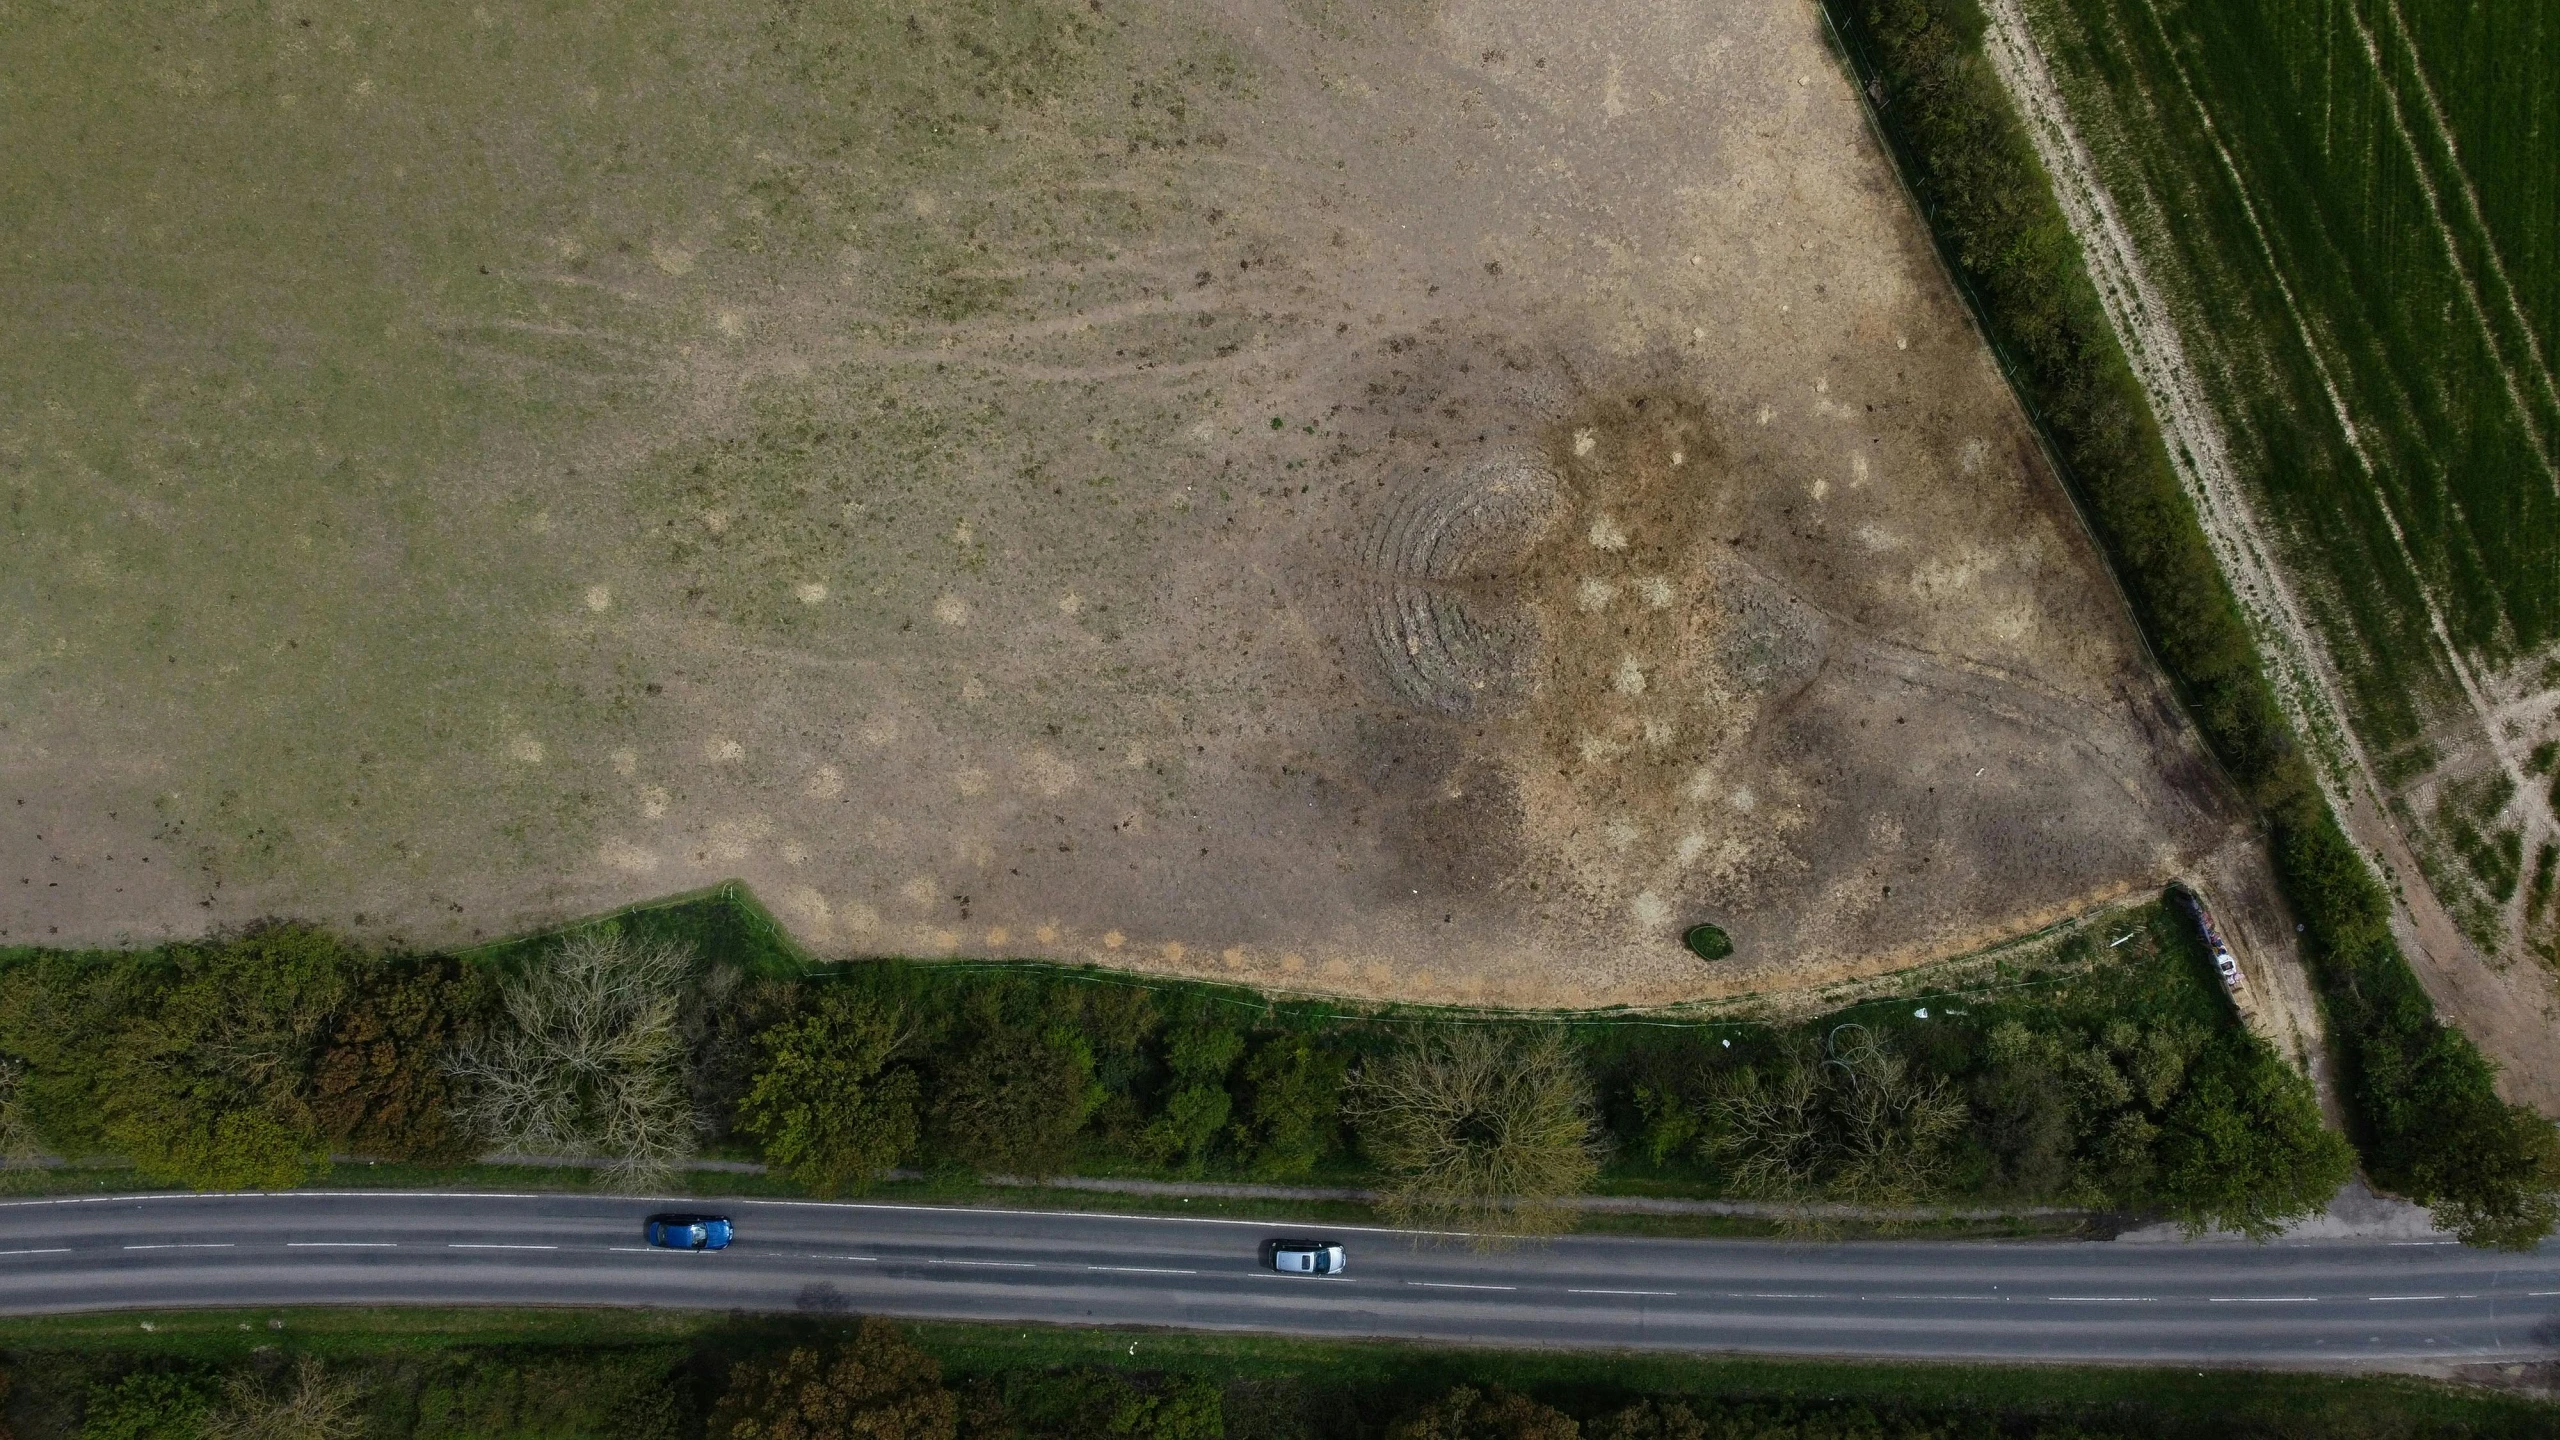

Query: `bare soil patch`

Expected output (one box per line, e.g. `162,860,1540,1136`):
1,0,2241,1008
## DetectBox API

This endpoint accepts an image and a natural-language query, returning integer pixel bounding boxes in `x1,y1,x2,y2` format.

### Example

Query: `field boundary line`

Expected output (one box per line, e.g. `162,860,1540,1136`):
2344,0,2560,498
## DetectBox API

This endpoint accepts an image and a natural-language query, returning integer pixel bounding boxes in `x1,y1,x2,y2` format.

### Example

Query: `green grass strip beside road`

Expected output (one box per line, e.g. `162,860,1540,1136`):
1816,0,2559,1247
0,1309,2549,1439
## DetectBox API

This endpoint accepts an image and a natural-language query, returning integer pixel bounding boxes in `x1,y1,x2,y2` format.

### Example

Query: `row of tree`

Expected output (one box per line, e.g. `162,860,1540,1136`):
0,910,2377,1240
51,1317,2522,1440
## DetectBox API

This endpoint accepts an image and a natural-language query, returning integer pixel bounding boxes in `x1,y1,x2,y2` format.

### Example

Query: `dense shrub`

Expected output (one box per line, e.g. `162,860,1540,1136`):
711,1320,957,1440
1830,0,2556,1244
0,924,353,1189
1388,1386,1579,1440
738,991,920,1195
311,955,494,1163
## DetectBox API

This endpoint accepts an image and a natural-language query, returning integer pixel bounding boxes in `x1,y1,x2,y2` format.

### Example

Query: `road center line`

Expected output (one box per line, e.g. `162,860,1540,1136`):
1739,1292,1833,1300
2367,1295,2449,1302
2044,1296,2156,1303
1087,1266,1198,1275
123,1244,233,1251
2208,1296,2318,1303
1568,1288,1676,1297
448,1243,558,1251
928,1259,1037,1269
0,1248,70,1257
1408,1281,1517,1291
286,1242,397,1248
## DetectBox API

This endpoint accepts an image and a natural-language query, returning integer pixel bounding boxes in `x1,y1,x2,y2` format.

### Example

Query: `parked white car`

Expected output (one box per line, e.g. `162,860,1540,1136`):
1268,1239,1346,1275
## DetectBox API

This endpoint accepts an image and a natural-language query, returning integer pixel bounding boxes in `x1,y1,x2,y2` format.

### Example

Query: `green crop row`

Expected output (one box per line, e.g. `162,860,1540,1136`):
1819,0,2557,1244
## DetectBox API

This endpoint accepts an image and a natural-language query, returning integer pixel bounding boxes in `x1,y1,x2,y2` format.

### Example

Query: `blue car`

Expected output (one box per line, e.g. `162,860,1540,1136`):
644,1213,734,1250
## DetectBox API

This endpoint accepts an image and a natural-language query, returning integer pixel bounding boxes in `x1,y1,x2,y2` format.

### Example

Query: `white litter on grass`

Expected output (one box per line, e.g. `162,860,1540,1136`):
584,585,611,611
1588,514,1629,551
795,582,828,604
1573,428,1597,456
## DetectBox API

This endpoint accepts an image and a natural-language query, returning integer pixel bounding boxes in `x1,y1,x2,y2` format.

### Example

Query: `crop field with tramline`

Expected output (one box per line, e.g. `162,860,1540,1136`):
2004,0,2560,1074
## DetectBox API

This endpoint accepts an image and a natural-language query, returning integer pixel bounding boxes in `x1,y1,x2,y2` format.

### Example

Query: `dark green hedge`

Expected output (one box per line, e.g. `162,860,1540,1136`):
1823,0,2554,1243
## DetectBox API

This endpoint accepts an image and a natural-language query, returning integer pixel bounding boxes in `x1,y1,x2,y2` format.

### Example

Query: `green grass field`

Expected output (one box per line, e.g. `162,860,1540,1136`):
2016,0,2560,961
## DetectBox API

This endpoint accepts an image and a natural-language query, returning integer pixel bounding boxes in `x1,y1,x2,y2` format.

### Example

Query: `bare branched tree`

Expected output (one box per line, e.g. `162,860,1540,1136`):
1347,1028,1603,1238
200,1356,365,1440
444,929,697,1190
1705,1040,1826,1201
1707,1025,1965,1211
1822,1024,1967,1206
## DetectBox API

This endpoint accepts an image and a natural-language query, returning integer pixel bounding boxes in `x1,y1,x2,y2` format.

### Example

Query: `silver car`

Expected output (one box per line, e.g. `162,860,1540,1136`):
1267,1239,1346,1275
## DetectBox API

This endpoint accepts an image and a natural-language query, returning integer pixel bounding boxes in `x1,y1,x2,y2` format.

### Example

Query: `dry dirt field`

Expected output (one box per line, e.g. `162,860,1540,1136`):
1,0,2245,1006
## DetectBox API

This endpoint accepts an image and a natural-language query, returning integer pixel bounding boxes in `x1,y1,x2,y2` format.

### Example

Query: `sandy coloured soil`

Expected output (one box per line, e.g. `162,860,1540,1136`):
0,0,2244,1006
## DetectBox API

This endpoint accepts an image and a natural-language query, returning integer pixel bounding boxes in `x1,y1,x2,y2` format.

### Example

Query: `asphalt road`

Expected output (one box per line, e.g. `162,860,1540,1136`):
4,1191,2557,1367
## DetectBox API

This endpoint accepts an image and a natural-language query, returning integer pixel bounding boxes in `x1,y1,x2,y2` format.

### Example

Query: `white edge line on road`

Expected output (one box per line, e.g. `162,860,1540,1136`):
122,1243,232,1250
1408,1281,1517,1291
1568,1288,1676,1297
286,1242,396,1248
1088,1266,1198,1275
449,1243,558,1251
2208,1297,2318,1303
739,1197,1478,1240
0,1192,547,1209
0,1248,70,1256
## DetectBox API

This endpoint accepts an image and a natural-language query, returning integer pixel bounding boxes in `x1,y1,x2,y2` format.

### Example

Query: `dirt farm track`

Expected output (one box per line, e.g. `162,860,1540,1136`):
0,0,2247,1006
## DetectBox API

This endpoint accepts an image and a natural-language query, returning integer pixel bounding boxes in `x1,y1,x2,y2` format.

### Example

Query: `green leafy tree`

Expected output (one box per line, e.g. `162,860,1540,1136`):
99,925,353,1189
930,1021,1101,1176
80,1370,217,1440
991,1368,1220,1440
710,1320,957,1440
739,990,920,1195
1140,1023,1242,1171
1236,1034,1347,1179
1388,1386,1578,1440
2155,1043,2352,1238
1350,1028,1604,1236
